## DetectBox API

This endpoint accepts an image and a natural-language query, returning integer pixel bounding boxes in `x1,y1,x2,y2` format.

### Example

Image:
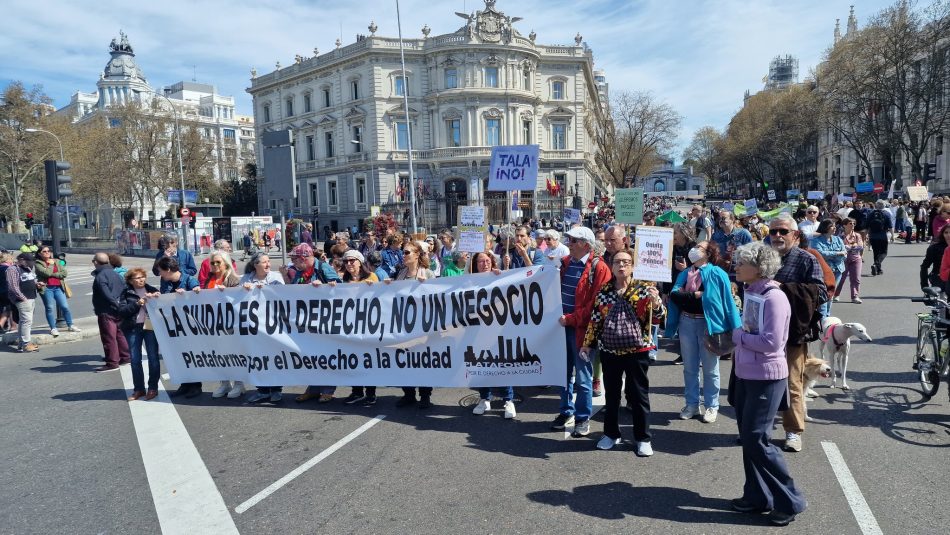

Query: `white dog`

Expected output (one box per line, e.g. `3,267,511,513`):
819,317,873,390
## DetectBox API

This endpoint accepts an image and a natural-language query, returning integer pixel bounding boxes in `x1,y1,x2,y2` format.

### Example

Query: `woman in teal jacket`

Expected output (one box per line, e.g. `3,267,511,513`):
810,219,845,315
665,241,741,424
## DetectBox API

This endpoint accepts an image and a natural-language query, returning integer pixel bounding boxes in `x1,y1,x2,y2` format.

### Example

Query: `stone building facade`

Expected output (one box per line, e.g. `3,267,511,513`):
248,0,607,232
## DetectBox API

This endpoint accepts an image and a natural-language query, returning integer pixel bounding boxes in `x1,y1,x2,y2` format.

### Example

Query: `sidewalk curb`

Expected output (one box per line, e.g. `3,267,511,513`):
3,316,100,348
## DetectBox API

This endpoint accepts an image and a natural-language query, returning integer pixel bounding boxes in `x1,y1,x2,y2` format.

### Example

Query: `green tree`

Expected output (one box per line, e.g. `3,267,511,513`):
0,82,55,228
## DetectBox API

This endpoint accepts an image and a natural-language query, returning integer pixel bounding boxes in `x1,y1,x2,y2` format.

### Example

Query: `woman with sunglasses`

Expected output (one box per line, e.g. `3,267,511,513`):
390,240,436,408
196,251,243,399
541,230,570,264
34,246,80,337
240,252,285,403
339,250,381,407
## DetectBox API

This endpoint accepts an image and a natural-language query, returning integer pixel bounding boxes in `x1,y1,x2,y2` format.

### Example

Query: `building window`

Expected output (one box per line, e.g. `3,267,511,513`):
304,93,312,113
485,67,499,88
552,123,566,150
225,168,238,180
322,88,331,108
445,69,458,89
552,81,565,100
262,104,271,122
309,182,319,208
395,76,407,96
523,120,531,144
355,176,367,205
325,131,334,158
306,135,315,161
447,119,461,147
328,179,338,207
486,118,501,146
352,125,363,152
286,97,294,117
523,69,531,90
395,121,410,150
223,128,235,139
351,80,360,100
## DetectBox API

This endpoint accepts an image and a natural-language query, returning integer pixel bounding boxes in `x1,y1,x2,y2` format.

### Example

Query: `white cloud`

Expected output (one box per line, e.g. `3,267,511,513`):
2,0,894,155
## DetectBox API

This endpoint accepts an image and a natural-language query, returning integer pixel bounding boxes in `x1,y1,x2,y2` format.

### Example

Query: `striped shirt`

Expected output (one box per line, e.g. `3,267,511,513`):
561,254,588,314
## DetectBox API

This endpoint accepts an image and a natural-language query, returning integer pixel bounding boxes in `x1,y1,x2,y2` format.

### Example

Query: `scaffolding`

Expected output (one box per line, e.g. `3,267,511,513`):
765,55,799,90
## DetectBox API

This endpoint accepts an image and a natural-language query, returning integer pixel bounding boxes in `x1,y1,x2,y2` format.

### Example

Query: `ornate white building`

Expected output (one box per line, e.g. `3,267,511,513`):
248,0,607,232
639,161,706,197
57,32,256,221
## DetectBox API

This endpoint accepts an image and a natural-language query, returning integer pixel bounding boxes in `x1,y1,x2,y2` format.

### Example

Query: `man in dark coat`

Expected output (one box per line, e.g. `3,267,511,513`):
92,252,130,372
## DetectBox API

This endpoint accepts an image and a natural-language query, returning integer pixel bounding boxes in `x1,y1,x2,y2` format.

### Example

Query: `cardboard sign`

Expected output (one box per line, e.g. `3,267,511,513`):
457,205,487,253
487,145,539,191
744,199,758,216
614,188,644,224
907,186,929,202
632,226,673,283
807,190,824,200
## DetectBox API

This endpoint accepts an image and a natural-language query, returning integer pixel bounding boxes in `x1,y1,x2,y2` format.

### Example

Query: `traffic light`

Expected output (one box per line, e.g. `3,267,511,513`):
924,163,937,182
188,217,196,229
44,160,72,203
25,213,34,228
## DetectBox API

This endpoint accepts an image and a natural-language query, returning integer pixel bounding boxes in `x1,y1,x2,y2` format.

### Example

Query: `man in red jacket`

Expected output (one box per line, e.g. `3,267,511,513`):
551,226,612,437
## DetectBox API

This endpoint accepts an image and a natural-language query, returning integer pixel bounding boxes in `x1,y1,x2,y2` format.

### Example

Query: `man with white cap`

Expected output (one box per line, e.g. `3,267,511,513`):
551,226,612,437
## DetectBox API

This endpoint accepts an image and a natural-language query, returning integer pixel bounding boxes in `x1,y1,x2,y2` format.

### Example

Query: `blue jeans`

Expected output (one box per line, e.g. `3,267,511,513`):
679,314,720,409
559,328,593,421
124,325,160,392
648,324,660,359
820,270,843,318
478,386,514,401
41,286,73,329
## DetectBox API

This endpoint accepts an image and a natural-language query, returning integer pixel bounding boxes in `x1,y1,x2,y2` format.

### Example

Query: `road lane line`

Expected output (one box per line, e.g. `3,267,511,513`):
821,441,884,535
235,415,386,514
120,366,239,534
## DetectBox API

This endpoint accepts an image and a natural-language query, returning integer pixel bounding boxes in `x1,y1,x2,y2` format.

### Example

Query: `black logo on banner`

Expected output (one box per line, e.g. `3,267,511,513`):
463,336,541,368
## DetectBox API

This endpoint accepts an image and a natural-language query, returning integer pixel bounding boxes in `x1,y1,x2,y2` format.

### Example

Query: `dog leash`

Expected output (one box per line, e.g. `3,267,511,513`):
822,324,846,350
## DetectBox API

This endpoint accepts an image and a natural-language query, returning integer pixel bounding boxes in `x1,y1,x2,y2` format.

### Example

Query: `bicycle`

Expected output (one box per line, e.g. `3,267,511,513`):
911,286,950,399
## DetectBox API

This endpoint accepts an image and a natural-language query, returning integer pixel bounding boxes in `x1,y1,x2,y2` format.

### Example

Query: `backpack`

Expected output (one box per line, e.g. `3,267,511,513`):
868,210,888,233
600,297,649,352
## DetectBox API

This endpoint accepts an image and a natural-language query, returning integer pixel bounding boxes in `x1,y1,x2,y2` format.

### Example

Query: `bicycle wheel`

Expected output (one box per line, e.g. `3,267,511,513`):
915,318,932,369
918,338,940,398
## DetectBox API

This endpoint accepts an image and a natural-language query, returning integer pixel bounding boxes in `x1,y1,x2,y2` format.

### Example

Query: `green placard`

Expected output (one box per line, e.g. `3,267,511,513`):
614,188,644,224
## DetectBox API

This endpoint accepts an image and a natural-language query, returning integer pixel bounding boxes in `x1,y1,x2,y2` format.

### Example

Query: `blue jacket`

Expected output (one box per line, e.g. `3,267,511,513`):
810,235,846,273
159,273,200,294
665,263,741,337
152,248,198,277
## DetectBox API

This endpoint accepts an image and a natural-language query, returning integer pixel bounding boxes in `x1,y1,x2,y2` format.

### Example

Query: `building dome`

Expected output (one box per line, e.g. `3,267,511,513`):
102,31,146,83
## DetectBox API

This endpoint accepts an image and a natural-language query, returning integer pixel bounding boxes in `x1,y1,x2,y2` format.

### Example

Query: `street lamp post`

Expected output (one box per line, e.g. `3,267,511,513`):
395,0,419,235
155,90,189,252
25,128,73,248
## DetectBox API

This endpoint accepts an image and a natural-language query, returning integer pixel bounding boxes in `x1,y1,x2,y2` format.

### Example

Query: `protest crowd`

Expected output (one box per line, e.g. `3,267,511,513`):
8,191,943,527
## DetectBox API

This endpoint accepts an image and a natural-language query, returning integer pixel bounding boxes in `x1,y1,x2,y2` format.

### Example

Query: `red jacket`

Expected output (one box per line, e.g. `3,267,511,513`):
560,254,612,349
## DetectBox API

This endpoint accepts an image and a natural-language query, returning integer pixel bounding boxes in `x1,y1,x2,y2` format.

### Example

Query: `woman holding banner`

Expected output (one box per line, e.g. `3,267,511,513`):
581,248,664,455
339,250,382,407
468,252,517,419
241,252,285,404
665,241,741,424
196,251,243,400
391,240,436,408
117,268,161,401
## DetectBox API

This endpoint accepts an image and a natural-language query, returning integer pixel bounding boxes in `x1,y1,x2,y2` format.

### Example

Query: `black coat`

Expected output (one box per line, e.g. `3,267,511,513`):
92,266,126,316
920,241,947,290
116,283,159,331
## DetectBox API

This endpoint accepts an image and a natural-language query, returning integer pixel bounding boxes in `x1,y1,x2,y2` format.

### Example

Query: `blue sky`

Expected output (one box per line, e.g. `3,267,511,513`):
1,0,893,156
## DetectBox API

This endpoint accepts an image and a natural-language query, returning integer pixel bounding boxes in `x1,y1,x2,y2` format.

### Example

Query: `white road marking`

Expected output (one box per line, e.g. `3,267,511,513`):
120,366,239,534
84,292,93,296
821,441,884,535
235,415,386,514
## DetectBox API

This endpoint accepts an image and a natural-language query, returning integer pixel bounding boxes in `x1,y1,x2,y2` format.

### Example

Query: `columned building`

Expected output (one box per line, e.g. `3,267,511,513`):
639,162,706,197
248,0,607,232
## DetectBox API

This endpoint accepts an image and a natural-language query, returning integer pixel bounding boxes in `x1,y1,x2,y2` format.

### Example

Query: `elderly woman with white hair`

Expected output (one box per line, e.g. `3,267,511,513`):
541,229,570,264
729,241,807,526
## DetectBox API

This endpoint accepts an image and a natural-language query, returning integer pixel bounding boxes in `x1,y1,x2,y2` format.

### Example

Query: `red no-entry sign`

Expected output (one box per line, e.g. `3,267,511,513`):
588,201,596,209
180,208,191,217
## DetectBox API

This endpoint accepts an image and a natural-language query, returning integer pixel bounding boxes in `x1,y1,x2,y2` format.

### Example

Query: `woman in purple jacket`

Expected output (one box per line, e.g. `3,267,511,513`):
730,242,807,527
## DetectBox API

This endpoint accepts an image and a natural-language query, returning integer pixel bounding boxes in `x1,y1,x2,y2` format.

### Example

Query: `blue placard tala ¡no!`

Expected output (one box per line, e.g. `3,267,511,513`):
487,145,540,191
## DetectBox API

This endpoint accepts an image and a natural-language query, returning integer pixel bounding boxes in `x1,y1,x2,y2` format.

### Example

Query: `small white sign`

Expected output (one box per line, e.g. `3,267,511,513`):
563,208,581,225
632,226,673,283
907,186,928,202
807,190,825,200
457,205,487,253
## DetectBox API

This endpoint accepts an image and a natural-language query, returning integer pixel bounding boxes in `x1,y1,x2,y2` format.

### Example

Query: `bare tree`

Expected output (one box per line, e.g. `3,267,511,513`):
591,91,682,188
682,126,723,184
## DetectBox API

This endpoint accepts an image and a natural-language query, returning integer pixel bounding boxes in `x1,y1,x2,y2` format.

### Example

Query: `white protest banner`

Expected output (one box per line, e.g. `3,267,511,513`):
487,145,539,191
807,190,824,200
744,198,758,216
632,226,673,283
147,268,567,388
786,189,800,200
907,185,928,202
457,205,487,253
563,208,581,225
614,188,644,224
767,190,776,201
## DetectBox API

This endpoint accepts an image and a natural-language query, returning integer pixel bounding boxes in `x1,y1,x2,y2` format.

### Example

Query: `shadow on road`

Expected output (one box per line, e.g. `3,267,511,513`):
31,354,104,374
527,481,765,526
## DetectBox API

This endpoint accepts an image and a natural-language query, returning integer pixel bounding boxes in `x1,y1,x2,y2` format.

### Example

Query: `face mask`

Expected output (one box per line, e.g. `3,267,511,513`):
687,247,705,264
749,218,758,225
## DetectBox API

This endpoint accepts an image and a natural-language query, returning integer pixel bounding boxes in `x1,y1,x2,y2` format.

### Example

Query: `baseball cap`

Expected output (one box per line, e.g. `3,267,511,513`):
564,226,596,243
290,243,313,258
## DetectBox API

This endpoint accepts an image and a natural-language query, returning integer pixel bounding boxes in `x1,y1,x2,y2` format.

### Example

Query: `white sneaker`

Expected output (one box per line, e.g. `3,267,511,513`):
701,407,718,423
212,381,231,398
503,400,517,419
227,381,245,398
636,441,654,457
784,432,802,452
50,328,60,337
679,405,700,420
472,399,491,415
596,435,621,450
67,325,82,333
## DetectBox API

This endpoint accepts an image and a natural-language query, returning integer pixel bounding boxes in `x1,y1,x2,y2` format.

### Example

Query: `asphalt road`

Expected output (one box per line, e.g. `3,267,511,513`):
1,241,946,534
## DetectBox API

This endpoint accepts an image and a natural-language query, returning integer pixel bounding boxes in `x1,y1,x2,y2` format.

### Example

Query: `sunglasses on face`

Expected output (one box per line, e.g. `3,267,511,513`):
769,228,792,236
568,237,583,244
344,258,360,264
807,211,818,215
210,261,223,265
402,250,414,255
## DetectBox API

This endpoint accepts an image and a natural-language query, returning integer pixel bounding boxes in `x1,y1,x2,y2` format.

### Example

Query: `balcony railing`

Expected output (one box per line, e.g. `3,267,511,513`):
293,147,588,172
